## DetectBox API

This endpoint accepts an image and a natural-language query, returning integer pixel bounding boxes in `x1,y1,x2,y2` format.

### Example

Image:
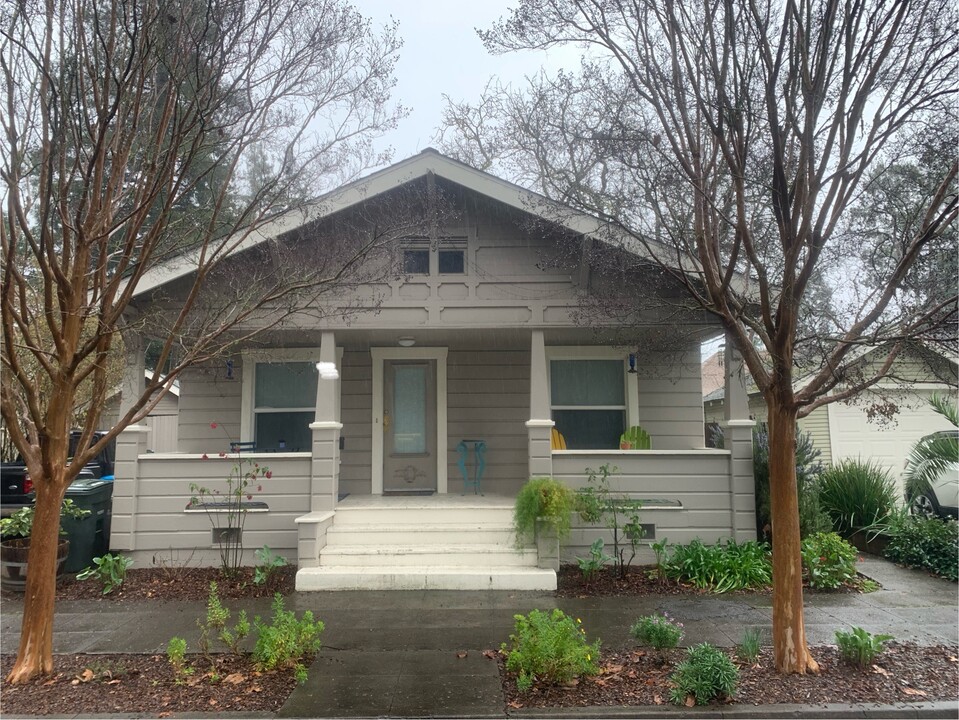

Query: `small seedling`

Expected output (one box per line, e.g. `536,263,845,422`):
735,628,762,663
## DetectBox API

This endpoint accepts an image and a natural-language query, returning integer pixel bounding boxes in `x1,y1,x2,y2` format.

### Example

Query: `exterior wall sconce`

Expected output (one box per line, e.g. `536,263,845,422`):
397,336,416,347
628,353,637,374
315,361,339,380
225,359,235,380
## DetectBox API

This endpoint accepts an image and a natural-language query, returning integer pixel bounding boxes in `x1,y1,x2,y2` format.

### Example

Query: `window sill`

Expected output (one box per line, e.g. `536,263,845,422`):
185,501,269,513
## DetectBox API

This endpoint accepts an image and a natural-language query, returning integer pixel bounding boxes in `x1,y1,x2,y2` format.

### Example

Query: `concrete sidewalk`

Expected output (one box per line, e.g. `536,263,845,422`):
1,556,956,718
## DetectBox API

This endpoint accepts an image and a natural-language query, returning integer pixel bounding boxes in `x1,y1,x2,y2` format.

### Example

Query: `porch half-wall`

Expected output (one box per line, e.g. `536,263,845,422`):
551,449,740,564
110,451,311,565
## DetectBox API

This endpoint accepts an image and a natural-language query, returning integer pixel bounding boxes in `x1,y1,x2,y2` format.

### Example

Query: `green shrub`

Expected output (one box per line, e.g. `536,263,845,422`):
662,539,771,592
166,636,194,683
801,532,857,589
76,553,134,595
735,628,762,663
514,477,576,543
817,459,898,536
669,643,738,706
630,613,684,650
253,594,324,683
502,609,600,692
575,464,645,577
197,581,250,657
834,626,893,667
883,516,959,581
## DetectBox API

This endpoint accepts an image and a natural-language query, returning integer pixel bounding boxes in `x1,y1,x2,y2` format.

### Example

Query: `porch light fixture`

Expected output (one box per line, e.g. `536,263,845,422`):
225,359,235,380
315,361,339,380
628,353,637,374
397,336,415,347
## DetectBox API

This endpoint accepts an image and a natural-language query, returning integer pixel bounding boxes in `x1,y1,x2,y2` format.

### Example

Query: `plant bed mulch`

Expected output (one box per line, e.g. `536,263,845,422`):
499,643,959,709
556,564,875,597
0,652,300,716
1,565,296,603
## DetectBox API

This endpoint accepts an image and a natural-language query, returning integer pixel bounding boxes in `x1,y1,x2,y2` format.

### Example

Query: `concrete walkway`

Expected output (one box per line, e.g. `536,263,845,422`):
1,556,956,718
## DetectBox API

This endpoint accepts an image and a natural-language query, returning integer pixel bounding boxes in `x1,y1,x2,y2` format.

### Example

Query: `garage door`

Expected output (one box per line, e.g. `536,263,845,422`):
829,389,954,494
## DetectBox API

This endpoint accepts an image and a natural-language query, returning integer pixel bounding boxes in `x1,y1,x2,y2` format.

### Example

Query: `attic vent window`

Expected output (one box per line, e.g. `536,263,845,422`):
400,237,467,276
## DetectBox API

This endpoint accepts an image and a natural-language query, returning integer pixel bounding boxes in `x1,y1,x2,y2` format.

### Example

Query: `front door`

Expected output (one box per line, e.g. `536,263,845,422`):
383,360,436,493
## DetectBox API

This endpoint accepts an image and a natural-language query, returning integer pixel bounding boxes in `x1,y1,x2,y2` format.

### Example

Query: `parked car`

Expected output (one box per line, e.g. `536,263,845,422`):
905,429,959,520
1,431,114,516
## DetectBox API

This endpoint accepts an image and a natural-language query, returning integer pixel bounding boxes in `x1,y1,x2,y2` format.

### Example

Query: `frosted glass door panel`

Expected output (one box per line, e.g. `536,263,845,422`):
393,364,427,454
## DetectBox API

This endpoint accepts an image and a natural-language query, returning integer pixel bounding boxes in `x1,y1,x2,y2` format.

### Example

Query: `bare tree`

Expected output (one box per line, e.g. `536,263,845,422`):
439,0,958,673
0,0,411,683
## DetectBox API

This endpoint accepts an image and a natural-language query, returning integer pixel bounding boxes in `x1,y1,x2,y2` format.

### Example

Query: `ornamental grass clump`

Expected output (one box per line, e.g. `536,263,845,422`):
502,609,600,692
669,643,738,706
817,459,898,536
801,532,858,589
630,613,684,650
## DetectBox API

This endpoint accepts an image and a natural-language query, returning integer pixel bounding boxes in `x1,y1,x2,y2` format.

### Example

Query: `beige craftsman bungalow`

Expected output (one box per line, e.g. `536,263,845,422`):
110,149,756,590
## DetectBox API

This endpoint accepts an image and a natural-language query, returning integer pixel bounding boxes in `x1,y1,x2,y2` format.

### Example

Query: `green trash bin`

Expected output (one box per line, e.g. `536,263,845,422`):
61,478,114,573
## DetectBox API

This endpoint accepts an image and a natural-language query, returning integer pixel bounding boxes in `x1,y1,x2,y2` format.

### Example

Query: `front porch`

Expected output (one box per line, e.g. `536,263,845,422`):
109,329,756,589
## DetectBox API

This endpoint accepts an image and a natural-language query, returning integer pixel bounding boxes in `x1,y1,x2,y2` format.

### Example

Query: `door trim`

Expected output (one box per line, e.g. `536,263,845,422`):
371,347,448,495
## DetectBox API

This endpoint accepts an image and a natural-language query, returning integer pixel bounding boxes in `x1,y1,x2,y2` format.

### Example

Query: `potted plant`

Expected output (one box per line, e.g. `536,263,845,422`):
0,500,89,592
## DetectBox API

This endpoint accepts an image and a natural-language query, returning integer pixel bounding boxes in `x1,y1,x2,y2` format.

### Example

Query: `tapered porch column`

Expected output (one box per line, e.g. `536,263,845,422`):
526,330,554,479
111,330,149,551
309,332,341,511
722,335,757,541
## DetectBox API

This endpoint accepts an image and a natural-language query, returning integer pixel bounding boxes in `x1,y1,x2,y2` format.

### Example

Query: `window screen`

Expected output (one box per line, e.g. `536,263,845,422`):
550,359,626,449
254,362,317,451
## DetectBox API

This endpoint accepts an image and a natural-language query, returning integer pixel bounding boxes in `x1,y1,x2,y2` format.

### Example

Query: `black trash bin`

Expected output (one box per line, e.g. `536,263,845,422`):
61,478,114,573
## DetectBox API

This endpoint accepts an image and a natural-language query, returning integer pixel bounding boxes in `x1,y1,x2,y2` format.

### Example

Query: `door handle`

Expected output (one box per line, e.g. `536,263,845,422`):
383,411,391,432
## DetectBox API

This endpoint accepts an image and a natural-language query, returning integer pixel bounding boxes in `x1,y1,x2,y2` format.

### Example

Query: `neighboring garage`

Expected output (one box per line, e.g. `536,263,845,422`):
703,344,958,496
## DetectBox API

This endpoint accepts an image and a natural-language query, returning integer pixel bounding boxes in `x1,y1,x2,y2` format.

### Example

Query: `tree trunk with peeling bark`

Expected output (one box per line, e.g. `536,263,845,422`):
5,473,68,684
767,395,819,674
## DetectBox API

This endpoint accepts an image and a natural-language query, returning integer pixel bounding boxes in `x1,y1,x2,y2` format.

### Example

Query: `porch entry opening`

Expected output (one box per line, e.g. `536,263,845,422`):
384,360,437,493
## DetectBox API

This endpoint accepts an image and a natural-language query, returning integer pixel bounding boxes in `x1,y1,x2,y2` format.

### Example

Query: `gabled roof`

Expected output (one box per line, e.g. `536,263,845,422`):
132,148,634,298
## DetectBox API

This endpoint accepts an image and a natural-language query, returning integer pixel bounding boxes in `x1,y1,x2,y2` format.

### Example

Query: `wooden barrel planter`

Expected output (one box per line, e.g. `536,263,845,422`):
0,539,70,592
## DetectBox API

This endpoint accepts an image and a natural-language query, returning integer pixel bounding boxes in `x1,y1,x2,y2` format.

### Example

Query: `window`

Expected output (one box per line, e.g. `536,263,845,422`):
253,362,317,451
550,359,626,449
400,237,467,276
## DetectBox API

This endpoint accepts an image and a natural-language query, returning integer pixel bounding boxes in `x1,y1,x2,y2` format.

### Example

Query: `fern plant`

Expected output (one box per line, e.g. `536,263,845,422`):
513,477,576,543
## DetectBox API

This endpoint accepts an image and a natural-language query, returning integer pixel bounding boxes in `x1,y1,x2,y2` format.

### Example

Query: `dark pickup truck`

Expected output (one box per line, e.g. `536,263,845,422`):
1,431,114,516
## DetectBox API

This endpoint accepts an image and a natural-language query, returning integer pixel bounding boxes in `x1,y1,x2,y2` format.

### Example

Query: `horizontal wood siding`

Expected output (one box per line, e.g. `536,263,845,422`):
797,405,831,466
113,454,310,565
552,451,733,563
638,346,707,449
339,350,372,496
447,349,529,496
177,362,242,454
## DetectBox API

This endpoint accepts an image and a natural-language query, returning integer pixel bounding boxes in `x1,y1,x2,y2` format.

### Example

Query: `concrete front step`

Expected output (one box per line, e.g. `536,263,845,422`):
325,523,517,546
296,565,557,591
319,544,538,567
330,505,514,526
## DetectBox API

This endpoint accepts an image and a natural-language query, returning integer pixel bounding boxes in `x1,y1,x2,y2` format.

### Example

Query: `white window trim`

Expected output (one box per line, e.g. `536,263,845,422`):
240,347,344,446
371,347,448,495
545,347,639,436
400,234,470,277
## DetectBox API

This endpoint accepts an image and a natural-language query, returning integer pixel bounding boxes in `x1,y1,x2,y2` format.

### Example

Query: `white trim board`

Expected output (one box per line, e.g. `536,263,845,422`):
370,347,449,495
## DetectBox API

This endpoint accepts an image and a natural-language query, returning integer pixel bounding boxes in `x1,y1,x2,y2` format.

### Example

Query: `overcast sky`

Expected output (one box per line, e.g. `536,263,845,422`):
353,0,577,160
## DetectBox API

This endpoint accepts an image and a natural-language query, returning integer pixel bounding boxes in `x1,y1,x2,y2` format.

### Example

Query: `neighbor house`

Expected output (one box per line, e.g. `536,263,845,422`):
703,344,958,493
109,150,757,590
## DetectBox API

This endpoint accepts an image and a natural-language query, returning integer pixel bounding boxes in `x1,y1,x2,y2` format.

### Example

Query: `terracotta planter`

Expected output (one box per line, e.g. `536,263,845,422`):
0,538,70,592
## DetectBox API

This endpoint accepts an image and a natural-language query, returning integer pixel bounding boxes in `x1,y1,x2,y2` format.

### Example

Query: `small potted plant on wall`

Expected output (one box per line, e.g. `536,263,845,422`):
0,500,89,592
